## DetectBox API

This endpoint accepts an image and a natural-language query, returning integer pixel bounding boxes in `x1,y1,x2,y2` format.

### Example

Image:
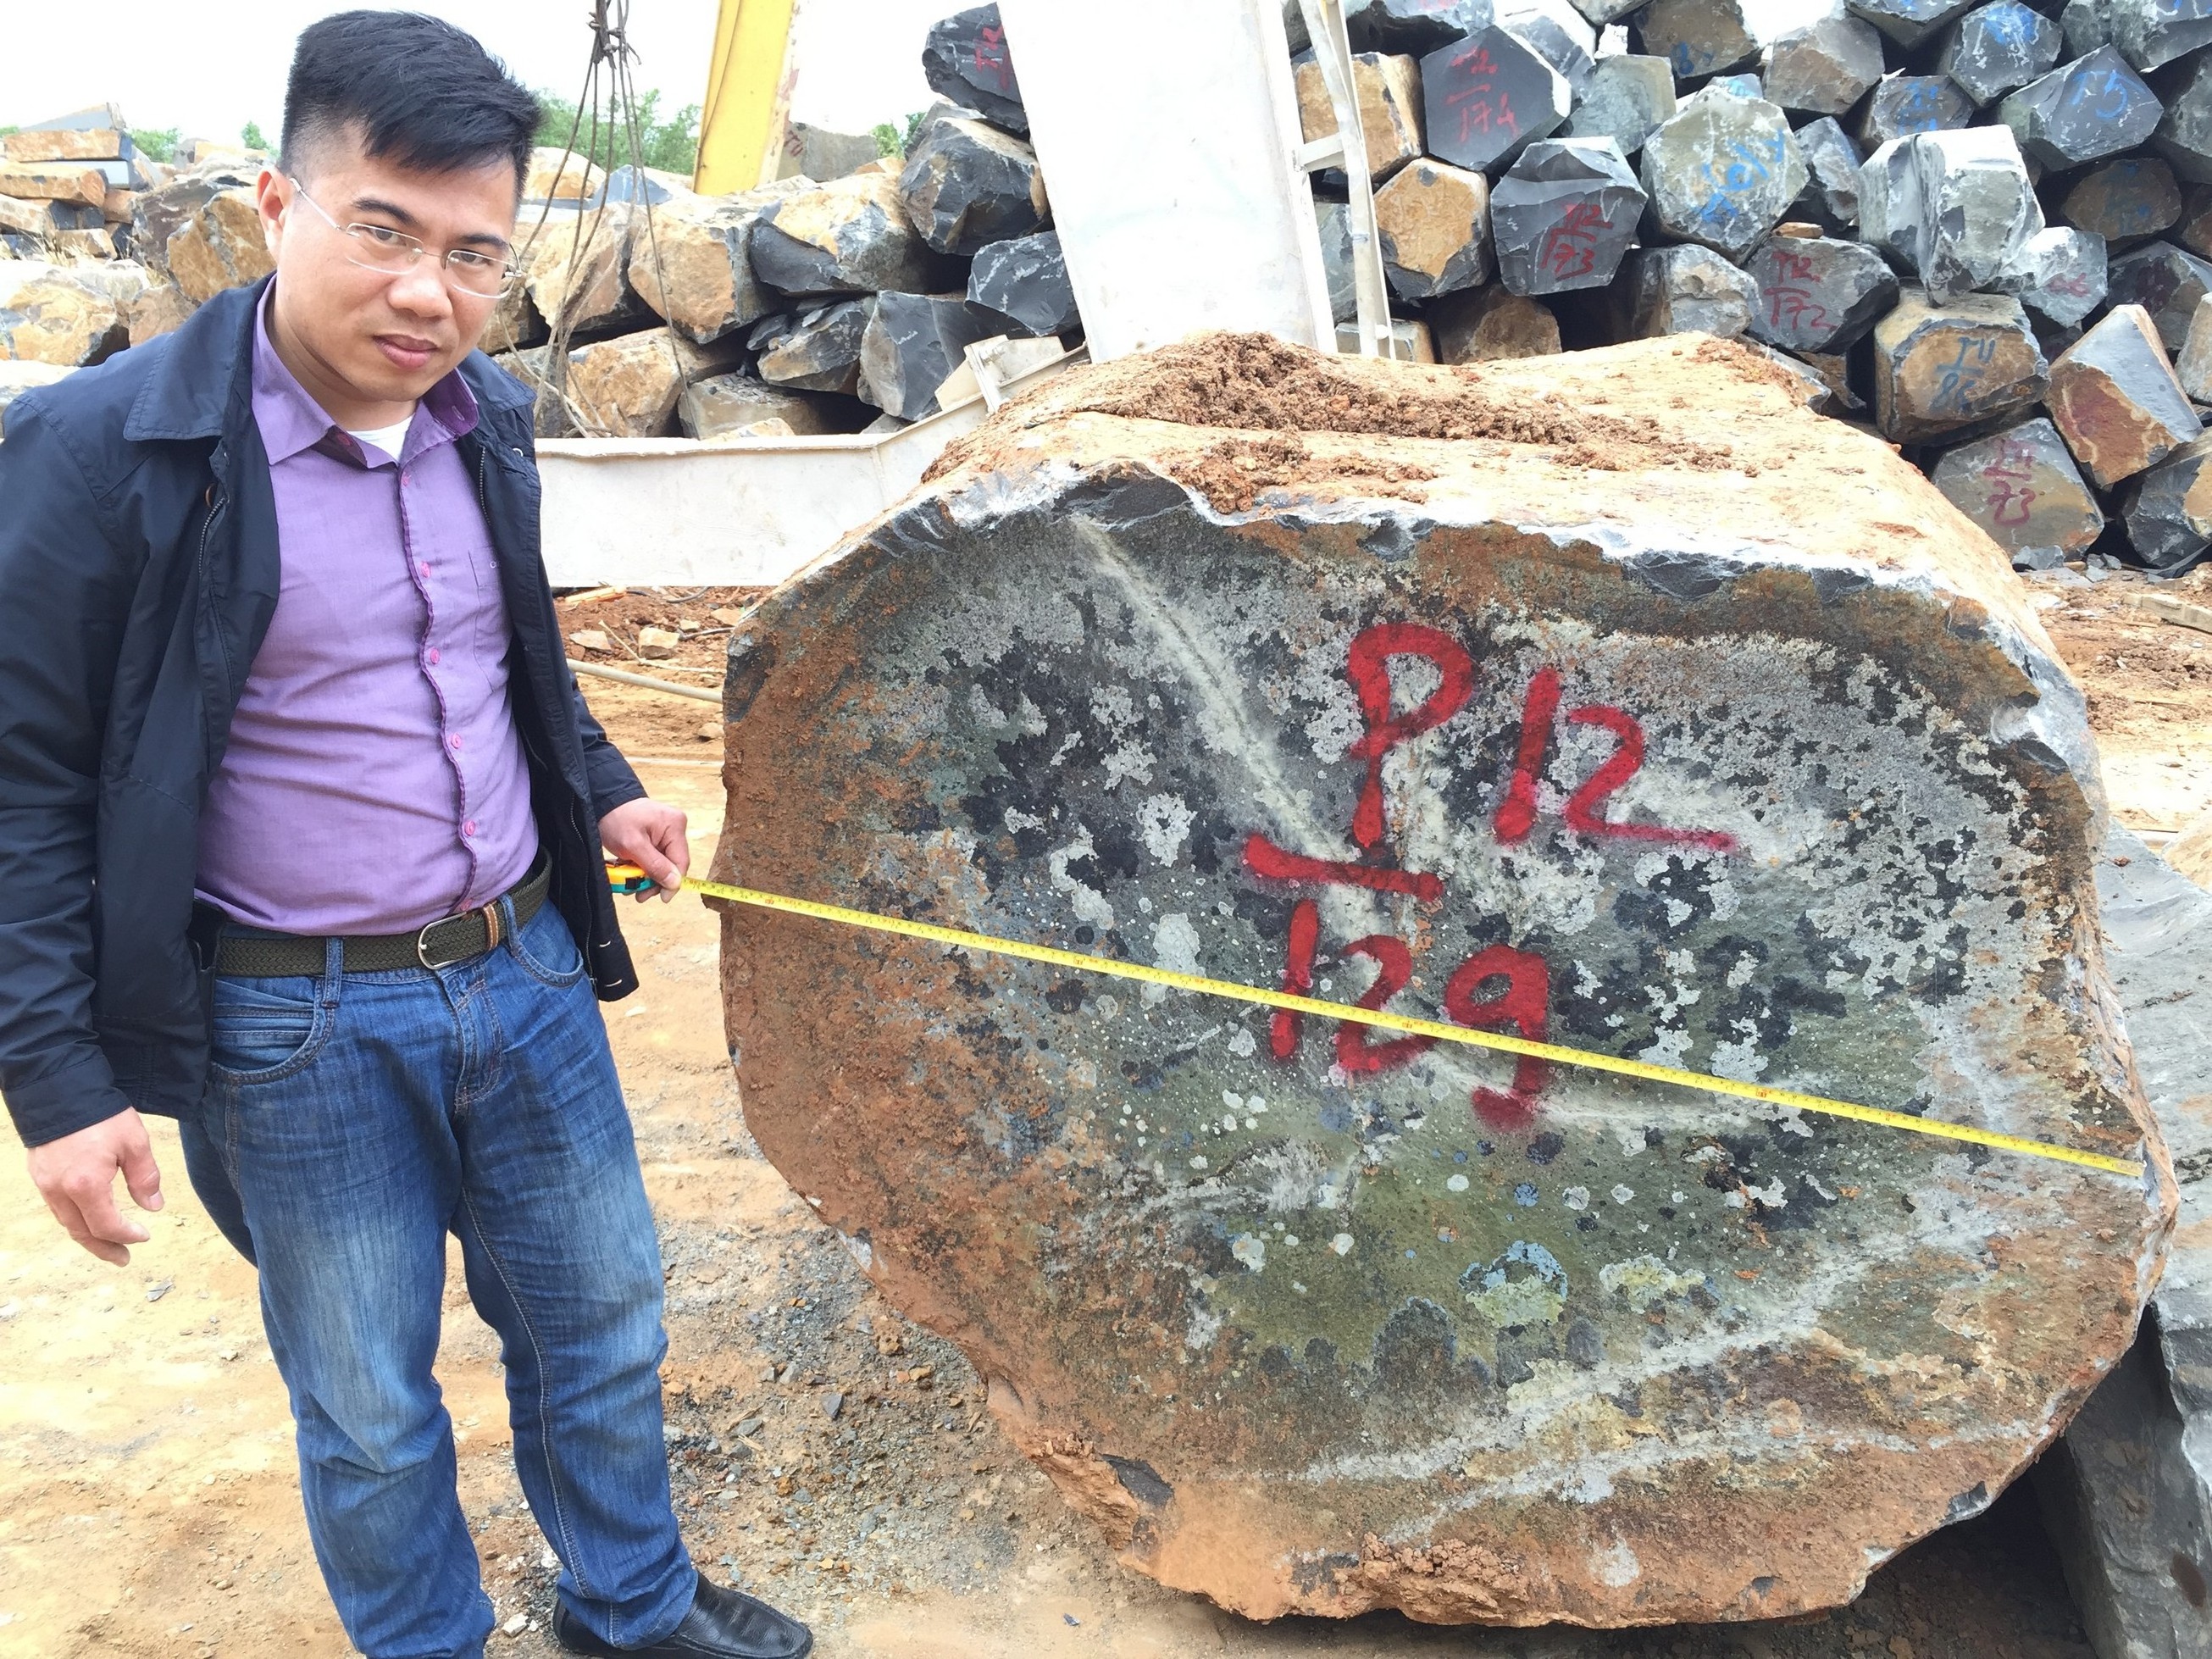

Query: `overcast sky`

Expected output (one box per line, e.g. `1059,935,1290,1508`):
0,0,954,149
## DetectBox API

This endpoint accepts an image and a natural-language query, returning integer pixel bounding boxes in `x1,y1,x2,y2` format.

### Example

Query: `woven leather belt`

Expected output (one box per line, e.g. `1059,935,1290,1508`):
213,857,552,977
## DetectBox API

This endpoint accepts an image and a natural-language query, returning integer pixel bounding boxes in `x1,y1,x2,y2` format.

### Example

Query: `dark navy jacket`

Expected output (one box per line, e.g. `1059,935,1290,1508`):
0,278,646,1148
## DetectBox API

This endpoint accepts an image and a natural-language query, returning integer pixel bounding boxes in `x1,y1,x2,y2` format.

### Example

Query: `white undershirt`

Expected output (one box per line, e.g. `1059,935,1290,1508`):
344,413,416,462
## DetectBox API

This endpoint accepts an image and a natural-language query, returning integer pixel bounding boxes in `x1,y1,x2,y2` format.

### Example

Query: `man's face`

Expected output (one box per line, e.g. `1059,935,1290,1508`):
255,130,519,408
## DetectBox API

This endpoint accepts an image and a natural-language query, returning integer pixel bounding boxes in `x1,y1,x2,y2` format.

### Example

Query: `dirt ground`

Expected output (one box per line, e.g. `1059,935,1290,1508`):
3,571,2209,1657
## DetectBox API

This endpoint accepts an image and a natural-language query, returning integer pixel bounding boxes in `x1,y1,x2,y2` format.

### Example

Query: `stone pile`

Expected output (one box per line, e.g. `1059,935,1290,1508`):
0,103,161,266
709,330,2170,1626
462,19,1076,441
2,30,1084,442
1282,0,2212,574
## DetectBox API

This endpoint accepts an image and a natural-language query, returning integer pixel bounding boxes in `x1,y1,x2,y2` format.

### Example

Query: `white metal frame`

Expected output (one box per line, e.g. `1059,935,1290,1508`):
1293,0,1405,358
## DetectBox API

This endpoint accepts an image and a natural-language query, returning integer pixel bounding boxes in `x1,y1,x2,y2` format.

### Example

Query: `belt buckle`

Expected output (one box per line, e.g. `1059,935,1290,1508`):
415,911,482,971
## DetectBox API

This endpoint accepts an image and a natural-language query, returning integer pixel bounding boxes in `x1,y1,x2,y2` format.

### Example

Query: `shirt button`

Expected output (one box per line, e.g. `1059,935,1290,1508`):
426,647,441,666
418,561,432,580
449,735,463,752
463,818,478,837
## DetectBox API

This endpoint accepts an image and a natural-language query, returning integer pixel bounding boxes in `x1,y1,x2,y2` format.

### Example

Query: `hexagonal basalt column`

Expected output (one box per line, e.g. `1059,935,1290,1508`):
2105,239,2212,348
2123,432,2212,569
1489,137,1646,295
1619,242,1759,335
1856,74,1979,147
1421,27,1575,173
1375,160,1494,301
1562,53,1677,153
1871,288,2048,441
1936,1,2064,105
1633,0,1759,78
2154,53,2212,186
1762,14,1887,116
1929,416,2106,565
2060,157,2182,247
712,331,2165,1630
1995,225,2110,325
1998,47,2162,169
1792,117,1868,229
1744,232,1901,350
2109,0,2212,72
1848,0,1978,47
1638,91,1810,258
2045,302,2200,486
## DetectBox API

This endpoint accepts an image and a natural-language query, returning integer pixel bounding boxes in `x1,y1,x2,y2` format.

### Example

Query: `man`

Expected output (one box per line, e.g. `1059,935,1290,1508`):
0,13,810,1658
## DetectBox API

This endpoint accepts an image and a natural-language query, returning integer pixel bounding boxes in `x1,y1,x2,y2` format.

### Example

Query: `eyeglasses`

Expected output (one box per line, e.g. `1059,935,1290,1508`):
287,178,519,299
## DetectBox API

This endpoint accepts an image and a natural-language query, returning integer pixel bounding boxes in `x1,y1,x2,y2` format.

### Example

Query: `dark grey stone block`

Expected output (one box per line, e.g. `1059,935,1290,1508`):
1419,26,1575,171
858,291,995,421
1638,89,1809,258
1489,136,1644,294
1935,1,2065,104
1744,232,1900,350
1562,53,1677,153
967,230,1079,338
1762,14,1887,115
1998,46,2162,167
921,5,1026,134
1855,74,1978,147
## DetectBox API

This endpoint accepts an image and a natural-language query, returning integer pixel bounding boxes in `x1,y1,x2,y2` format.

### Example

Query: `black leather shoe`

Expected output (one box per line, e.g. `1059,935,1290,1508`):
552,1572,812,1657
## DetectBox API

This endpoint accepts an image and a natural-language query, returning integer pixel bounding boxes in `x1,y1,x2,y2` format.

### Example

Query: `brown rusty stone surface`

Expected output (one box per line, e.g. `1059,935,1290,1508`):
1297,53,1427,180
712,332,2172,1628
2045,302,2199,490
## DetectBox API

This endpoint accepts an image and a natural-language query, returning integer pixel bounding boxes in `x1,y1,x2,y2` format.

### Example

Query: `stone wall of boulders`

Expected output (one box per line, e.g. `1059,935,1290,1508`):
0,20,1078,445
22,0,2212,571
1289,0,2212,577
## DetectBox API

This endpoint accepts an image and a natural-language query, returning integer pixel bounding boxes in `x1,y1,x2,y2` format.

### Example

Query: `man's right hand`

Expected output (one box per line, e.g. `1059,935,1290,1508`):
27,1108,164,1265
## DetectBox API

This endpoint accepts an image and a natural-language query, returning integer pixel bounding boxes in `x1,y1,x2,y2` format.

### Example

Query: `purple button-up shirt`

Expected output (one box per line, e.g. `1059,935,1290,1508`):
193,293,539,935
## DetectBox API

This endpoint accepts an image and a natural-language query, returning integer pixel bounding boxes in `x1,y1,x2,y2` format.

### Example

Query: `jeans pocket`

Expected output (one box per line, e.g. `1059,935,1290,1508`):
208,977,329,1084
507,904,586,989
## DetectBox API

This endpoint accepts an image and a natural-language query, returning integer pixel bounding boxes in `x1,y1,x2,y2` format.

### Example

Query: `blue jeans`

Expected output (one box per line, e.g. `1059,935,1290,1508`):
176,897,696,1658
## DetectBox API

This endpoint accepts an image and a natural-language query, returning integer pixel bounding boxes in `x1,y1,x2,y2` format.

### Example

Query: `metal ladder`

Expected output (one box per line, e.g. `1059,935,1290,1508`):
1292,0,1407,360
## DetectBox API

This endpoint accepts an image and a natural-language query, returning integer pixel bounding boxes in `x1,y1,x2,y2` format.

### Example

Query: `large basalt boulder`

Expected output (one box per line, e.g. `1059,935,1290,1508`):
754,298,877,397
564,330,685,438
711,330,2171,1628
152,183,272,306
858,291,994,420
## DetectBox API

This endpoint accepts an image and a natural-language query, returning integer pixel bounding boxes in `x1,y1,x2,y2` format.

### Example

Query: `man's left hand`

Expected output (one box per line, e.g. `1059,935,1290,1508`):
601,797,690,902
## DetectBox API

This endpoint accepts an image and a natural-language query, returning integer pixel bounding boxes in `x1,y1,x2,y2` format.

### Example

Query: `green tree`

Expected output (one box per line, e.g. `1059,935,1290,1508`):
533,88,699,178
241,119,270,153
902,110,928,152
131,126,180,163
872,121,902,159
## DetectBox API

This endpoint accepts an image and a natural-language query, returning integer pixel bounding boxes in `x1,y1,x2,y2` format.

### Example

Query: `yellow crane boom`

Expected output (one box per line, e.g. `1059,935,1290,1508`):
694,0,801,195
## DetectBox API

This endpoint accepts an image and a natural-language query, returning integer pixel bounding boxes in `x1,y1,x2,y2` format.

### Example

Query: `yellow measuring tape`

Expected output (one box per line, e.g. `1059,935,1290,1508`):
610,867,2147,1181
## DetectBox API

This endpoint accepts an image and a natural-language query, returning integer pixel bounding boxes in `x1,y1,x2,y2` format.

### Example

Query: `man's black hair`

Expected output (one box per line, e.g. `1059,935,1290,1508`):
280,10,541,188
